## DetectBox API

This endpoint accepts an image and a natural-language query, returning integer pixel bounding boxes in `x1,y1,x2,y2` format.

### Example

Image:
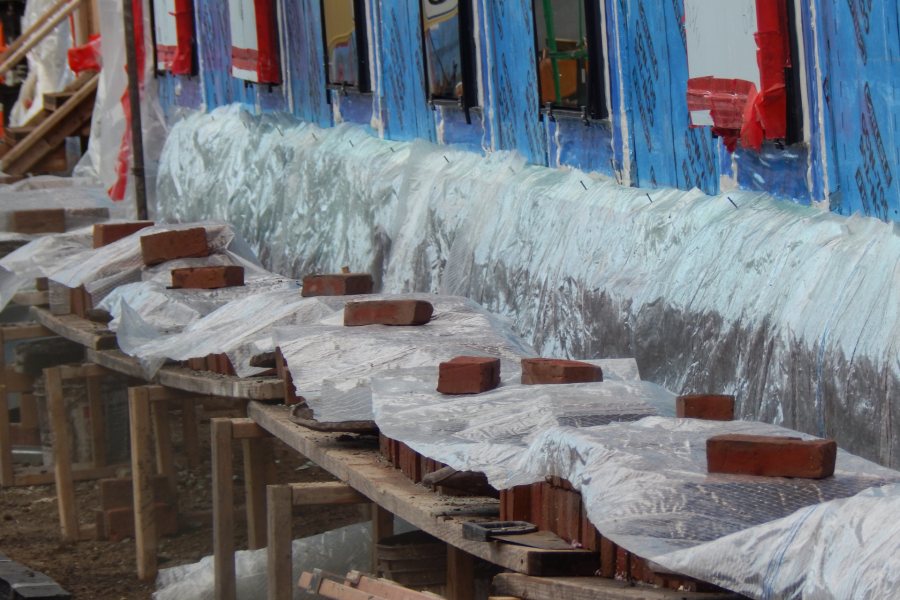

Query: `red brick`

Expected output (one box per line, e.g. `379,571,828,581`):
521,358,602,385
343,299,433,326
504,485,533,522
615,545,631,581
140,227,210,266
301,273,374,297
706,434,837,479
437,356,500,395
530,482,544,529
92,221,154,248
186,357,206,371
10,209,65,234
171,265,244,289
579,506,601,551
599,536,616,578
35,277,48,291
676,394,735,421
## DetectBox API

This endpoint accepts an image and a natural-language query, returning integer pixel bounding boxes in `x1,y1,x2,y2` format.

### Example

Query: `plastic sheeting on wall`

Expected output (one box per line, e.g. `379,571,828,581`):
154,106,900,469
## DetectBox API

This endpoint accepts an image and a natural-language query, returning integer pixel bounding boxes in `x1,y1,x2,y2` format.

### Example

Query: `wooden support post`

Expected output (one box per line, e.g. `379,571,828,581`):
446,545,475,600
267,484,293,600
181,398,201,467
19,392,39,433
371,505,394,573
86,375,106,467
150,398,177,500
129,386,157,581
47,367,78,542
0,384,12,486
242,437,271,550
212,419,235,600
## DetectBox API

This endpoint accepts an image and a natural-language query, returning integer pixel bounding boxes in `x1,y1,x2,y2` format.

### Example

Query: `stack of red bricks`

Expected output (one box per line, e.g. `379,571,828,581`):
94,476,178,542
183,353,237,376
378,434,448,485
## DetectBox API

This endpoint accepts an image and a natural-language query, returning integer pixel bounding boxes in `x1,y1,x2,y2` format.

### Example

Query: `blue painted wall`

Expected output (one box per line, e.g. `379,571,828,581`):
153,0,900,223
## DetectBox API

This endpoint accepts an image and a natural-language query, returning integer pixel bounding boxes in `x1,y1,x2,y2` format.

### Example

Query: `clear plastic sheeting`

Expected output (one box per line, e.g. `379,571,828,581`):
274,294,537,422
153,523,372,600
49,221,257,305
371,367,670,486
0,227,94,311
155,106,900,469
660,483,900,600
108,288,344,378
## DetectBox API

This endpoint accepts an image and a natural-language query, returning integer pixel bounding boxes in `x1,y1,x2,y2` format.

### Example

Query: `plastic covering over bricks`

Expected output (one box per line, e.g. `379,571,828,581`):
156,107,900,470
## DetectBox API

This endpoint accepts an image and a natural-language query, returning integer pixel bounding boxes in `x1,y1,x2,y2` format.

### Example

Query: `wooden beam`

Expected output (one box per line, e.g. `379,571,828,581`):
0,0,81,72
151,399,176,500
491,574,742,600
212,419,235,600
13,463,123,487
181,399,200,467
0,385,12,486
242,437,271,550
347,572,442,600
86,375,106,468
291,482,369,506
446,545,474,600
0,323,52,341
267,484,293,600
30,307,116,351
47,367,78,541
57,362,108,380
129,386,157,581
232,417,270,440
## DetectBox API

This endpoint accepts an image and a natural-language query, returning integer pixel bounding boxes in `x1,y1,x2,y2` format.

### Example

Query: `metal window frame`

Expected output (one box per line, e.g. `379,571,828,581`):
321,0,371,93
419,0,479,113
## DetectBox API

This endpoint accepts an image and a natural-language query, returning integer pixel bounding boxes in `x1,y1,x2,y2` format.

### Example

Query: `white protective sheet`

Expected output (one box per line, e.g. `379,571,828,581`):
275,294,537,422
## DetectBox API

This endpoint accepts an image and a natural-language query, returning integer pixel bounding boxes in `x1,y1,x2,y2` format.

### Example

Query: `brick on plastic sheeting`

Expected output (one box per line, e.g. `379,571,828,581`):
301,273,374,297
599,536,616,578
437,356,500,395
140,227,210,266
520,358,602,385
275,347,301,405
68,285,92,318
10,208,65,234
343,299,433,326
92,221,154,247
579,505,601,551
706,434,837,479
676,394,735,421
500,485,532,522
171,265,244,289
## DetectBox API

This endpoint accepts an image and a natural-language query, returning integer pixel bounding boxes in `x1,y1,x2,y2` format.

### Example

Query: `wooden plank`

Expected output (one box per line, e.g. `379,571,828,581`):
47,367,78,541
30,307,117,350
0,323,52,341
58,363,108,380
492,574,742,600
371,506,394,573
446,545,475,600
129,386,157,581
267,484,293,600
19,393,38,430
291,482,369,506
242,437,270,550
11,290,49,306
212,419,235,600
85,347,284,400
2,366,34,393
0,0,82,74
347,572,442,600
232,417,270,439
3,73,98,175
14,463,122,487
86,375,106,468
248,402,598,577
0,385,12,486
181,399,201,467
150,399,177,500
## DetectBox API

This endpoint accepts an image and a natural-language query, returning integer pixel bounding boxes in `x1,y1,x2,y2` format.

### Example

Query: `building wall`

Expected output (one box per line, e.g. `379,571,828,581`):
152,0,899,222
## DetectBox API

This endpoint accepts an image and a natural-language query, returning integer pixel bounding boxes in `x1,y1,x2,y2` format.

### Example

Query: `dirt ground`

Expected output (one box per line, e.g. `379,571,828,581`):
0,420,371,599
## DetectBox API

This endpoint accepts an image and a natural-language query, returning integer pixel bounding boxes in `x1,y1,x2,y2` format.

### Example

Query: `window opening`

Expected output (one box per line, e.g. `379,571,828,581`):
322,0,370,92
685,0,804,151
533,0,608,120
420,0,477,111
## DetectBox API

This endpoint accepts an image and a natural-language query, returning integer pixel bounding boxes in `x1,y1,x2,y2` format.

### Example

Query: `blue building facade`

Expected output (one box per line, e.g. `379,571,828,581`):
154,0,899,223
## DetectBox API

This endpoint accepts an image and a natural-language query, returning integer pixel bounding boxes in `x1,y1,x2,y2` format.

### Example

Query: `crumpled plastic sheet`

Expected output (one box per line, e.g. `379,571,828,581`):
274,294,537,422
373,380,900,599
153,522,372,600
154,106,900,471
49,220,257,306
107,287,346,379
0,227,94,311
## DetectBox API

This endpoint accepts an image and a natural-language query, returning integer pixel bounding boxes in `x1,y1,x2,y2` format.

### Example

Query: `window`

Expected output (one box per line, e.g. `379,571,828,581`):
322,0,370,92
685,0,804,151
420,0,477,109
227,0,281,84
152,0,194,75
533,0,608,119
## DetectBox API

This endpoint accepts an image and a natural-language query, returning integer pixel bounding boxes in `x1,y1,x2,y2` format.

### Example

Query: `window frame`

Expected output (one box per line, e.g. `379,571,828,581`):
150,0,196,76
227,0,282,85
419,0,479,112
321,0,372,94
532,0,609,121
